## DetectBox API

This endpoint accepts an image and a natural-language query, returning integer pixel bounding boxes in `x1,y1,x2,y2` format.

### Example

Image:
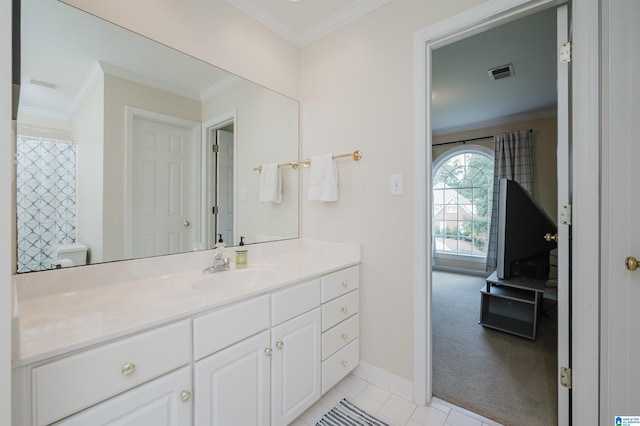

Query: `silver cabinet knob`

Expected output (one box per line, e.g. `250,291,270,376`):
341,281,348,288
275,340,284,350
184,220,191,227
264,347,273,356
180,390,191,403
341,307,348,314
121,363,136,376
341,361,348,368
341,334,348,341
626,256,639,271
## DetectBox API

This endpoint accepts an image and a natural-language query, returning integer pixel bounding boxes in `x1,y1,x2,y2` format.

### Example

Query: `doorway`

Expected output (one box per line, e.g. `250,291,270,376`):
411,2,572,425
202,111,237,249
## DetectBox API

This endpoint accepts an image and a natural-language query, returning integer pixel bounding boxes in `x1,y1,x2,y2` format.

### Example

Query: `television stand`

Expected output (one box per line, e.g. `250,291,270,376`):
480,271,547,340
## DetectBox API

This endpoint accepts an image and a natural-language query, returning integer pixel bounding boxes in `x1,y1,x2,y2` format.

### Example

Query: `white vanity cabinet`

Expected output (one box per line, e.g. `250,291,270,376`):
22,320,192,426
54,366,192,426
193,278,321,426
320,266,360,394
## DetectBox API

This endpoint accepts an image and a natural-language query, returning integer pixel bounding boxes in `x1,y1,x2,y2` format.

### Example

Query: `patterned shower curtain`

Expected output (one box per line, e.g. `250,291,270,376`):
16,135,77,272
485,129,533,273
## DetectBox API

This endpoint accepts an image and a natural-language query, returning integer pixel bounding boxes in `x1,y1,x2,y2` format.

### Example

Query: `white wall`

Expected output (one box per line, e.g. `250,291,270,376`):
61,0,300,100
202,80,299,245
300,0,488,380
71,77,105,263
1,0,12,421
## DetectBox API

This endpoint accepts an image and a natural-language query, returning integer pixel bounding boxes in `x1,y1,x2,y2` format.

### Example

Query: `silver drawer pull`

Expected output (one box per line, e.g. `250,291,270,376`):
341,333,348,341
341,307,348,314
180,390,191,403
341,360,348,368
265,347,273,356
276,340,284,350
341,281,348,288
121,363,136,376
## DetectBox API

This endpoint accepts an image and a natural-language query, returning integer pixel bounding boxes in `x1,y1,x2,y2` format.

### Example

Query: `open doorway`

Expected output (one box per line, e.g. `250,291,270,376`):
429,7,561,425
202,111,237,249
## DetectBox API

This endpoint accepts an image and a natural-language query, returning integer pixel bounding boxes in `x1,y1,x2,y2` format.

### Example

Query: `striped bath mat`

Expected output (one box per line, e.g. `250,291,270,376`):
316,398,391,426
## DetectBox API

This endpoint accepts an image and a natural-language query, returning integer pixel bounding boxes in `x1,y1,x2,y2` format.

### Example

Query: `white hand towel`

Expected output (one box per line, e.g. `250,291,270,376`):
308,154,339,202
259,163,282,204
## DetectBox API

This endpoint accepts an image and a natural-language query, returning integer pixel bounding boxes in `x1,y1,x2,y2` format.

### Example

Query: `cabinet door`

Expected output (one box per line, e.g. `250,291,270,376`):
271,308,321,426
194,330,271,426
54,366,192,426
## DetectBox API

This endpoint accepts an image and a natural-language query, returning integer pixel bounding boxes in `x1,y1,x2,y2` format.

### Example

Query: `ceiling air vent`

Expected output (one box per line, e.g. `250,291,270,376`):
488,64,514,81
27,77,58,90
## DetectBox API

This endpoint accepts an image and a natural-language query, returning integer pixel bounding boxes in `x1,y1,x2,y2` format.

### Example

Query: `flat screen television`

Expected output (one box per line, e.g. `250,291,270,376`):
496,178,557,280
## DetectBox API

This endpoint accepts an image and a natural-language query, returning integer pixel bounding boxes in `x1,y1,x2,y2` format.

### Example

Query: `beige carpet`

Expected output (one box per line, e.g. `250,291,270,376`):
432,270,557,426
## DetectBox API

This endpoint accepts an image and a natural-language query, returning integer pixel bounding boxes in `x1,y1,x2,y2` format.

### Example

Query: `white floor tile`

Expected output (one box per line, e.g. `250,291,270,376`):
361,384,392,403
412,405,448,426
334,374,368,398
289,419,309,426
445,409,483,426
299,402,330,425
429,397,452,415
406,420,425,426
318,388,348,410
353,392,385,416
377,395,417,426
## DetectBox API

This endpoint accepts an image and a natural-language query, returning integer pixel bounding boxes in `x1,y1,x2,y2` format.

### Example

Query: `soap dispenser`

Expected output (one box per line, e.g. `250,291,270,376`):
235,236,248,269
215,234,226,249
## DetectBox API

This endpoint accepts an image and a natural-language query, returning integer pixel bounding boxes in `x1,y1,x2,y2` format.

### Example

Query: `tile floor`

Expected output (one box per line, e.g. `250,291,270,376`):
291,375,503,426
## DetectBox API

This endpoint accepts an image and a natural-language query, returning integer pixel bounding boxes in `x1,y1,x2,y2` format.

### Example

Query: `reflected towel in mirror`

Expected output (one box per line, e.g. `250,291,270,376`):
308,154,338,202
259,163,282,203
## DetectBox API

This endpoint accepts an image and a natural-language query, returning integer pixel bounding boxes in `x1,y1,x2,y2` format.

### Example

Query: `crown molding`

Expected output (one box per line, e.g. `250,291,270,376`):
300,0,393,46
432,107,557,136
225,0,393,47
200,75,242,101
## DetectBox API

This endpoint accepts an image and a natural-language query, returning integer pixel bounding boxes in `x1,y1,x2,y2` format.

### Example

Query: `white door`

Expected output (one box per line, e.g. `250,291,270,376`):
56,367,192,426
555,5,570,425
194,330,271,426
217,129,235,245
130,116,197,258
602,0,640,419
271,308,321,426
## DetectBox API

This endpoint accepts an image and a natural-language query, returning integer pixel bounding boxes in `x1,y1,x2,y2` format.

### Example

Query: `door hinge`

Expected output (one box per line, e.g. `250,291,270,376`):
560,204,572,225
559,42,571,63
212,144,219,153
560,366,572,389
212,206,219,215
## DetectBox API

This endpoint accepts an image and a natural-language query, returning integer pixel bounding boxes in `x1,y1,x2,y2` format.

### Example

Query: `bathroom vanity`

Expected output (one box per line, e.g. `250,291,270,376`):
11,239,360,426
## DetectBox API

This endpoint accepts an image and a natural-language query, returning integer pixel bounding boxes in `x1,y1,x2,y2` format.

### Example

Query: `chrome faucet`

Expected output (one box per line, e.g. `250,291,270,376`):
203,249,230,273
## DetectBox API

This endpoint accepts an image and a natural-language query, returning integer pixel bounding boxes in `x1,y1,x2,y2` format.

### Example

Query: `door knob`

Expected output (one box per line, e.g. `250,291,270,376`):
183,220,190,227
544,233,558,242
625,256,639,271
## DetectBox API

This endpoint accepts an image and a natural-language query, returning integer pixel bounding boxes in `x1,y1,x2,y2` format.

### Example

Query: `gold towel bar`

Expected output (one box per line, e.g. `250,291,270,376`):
253,162,299,173
302,150,362,167
253,150,362,172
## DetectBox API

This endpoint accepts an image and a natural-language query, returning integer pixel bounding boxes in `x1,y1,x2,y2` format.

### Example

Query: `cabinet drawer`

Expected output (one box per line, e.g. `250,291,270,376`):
321,338,359,394
321,266,359,303
193,295,269,360
271,279,320,326
321,290,359,332
322,314,359,361
32,320,191,426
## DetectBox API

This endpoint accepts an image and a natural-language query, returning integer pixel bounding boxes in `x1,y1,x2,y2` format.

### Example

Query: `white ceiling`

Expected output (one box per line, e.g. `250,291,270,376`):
20,0,558,133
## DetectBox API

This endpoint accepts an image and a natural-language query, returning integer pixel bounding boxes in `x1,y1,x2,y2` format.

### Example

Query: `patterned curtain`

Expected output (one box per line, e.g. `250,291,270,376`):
16,136,77,272
485,130,533,273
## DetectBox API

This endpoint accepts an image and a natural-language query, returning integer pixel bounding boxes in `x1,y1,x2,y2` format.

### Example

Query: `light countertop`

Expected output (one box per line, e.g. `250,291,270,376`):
12,239,360,367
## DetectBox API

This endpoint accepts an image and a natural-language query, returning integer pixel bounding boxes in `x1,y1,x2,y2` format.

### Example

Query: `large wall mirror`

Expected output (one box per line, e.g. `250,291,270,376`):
15,0,300,273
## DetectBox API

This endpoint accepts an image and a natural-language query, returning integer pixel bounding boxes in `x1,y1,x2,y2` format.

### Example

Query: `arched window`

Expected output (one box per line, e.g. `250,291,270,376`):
433,146,494,259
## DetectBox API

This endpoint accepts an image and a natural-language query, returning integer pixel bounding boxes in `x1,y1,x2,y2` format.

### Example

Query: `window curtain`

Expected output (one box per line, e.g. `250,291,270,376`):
485,129,533,273
16,135,77,272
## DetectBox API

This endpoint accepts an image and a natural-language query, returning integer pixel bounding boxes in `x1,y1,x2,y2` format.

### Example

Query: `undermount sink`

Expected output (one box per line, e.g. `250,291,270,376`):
191,268,278,291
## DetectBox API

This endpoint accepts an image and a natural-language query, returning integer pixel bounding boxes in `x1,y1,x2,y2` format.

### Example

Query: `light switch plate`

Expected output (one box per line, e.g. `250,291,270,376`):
390,174,403,195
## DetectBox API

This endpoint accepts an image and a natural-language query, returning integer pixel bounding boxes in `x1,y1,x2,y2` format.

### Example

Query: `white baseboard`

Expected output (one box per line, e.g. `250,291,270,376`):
352,361,414,402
